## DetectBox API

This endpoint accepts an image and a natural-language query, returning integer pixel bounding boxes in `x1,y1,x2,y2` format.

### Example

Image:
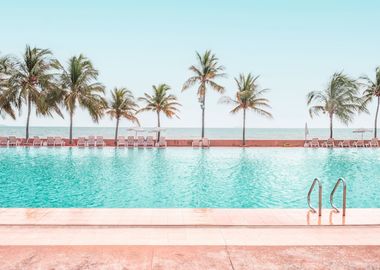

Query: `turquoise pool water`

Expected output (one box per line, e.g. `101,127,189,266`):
0,147,379,208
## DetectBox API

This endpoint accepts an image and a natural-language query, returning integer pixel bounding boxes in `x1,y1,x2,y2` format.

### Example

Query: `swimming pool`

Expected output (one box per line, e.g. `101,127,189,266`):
0,147,379,208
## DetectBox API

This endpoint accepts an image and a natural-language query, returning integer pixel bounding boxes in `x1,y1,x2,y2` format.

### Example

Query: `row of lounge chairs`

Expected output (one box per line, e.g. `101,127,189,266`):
192,138,210,148
0,135,167,147
78,136,167,148
306,138,379,148
0,136,65,147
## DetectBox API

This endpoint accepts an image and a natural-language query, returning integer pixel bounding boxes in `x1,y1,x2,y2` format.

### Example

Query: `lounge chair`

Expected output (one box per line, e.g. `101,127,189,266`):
192,140,200,147
96,136,105,147
136,136,146,148
54,137,65,146
117,136,126,147
8,136,18,146
127,136,135,147
32,136,43,147
77,137,86,147
353,140,365,147
0,137,8,147
46,137,55,147
201,138,210,148
322,138,335,148
156,136,167,148
87,136,96,147
338,140,351,148
146,136,155,148
310,138,320,148
368,138,379,147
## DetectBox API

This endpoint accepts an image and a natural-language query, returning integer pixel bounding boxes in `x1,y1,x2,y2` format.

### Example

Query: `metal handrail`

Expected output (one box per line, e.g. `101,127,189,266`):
330,177,347,216
307,178,322,216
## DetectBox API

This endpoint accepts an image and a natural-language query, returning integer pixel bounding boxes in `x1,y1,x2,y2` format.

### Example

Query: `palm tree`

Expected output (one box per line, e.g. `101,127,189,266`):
182,50,225,138
8,45,62,139
0,55,17,119
138,84,181,140
106,88,139,144
220,73,272,145
56,54,106,144
361,67,380,138
307,72,363,139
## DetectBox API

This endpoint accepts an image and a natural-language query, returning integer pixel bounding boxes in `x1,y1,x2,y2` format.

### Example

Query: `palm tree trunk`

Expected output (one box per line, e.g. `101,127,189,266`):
114,117,120,145
157,111,161,141
374,96,380,138
329,114,333,139
242,108,246,146
69,111,73,144
25,95,32,140
201,94,206,139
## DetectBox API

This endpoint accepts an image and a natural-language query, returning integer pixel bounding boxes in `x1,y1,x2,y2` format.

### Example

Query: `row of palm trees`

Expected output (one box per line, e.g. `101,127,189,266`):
0,46,272,145
307,69,380,139
1,45,379,145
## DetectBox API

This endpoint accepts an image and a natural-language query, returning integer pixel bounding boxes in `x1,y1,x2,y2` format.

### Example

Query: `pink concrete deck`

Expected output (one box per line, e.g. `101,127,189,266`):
0,208,379,246
1,208,379,268
1,208,380,226
0,246,379,269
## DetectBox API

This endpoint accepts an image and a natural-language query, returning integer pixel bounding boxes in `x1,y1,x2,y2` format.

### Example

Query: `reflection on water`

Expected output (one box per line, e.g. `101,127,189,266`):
0,147,379,208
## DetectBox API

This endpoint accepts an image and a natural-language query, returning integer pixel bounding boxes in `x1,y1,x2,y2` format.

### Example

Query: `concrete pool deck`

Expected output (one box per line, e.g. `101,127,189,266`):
0,208,379,246
0,208,379,268
1,208,380,227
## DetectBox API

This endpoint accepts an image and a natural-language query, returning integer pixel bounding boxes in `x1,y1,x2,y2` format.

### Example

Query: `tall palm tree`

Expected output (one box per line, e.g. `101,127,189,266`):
0,55,17,119
8,45,62,139
182,50,225,138
307,72,363,139
220,73,272,145
361,67,380,138
56,54,106,144
138,84,181,140
106,88,139,144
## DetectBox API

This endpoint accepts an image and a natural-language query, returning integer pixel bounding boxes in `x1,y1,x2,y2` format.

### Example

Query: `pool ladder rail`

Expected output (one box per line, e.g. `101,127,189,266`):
307,178,322,216
330,177,347,216
307,177,347,216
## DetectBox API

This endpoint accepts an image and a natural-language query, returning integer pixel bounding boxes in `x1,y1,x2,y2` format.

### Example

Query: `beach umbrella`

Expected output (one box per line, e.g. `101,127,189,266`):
127,127,147,137
304,122,310,140
148,127,166,139
352,128,372,140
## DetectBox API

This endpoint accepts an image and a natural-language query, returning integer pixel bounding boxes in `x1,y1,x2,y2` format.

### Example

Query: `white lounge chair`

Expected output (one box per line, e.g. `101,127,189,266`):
146,136,155,148
87,136,96,147
322,138,335,148
96,136,105,147
192,140,200,147
310,138,320,148
136,136,146,148
201,138,210,148
32,136,43,147
8,136,18,146
156,136,167,148
54,137,65,146
127,136,135,147
368,138,379,147
353,140,366,147
338,140,350,148
77,137,86,147
117,136,126,147
0,137,8,147
46,137,55,147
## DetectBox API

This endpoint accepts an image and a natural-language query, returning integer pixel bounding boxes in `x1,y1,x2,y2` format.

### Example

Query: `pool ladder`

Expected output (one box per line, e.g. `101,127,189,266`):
307,177,347,216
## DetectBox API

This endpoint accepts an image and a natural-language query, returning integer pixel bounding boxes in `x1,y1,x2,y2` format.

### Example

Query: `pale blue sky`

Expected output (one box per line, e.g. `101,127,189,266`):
1,0,379,128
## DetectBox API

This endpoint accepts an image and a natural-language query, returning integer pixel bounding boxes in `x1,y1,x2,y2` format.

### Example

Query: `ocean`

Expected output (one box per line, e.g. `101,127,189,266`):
0,126,377,140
